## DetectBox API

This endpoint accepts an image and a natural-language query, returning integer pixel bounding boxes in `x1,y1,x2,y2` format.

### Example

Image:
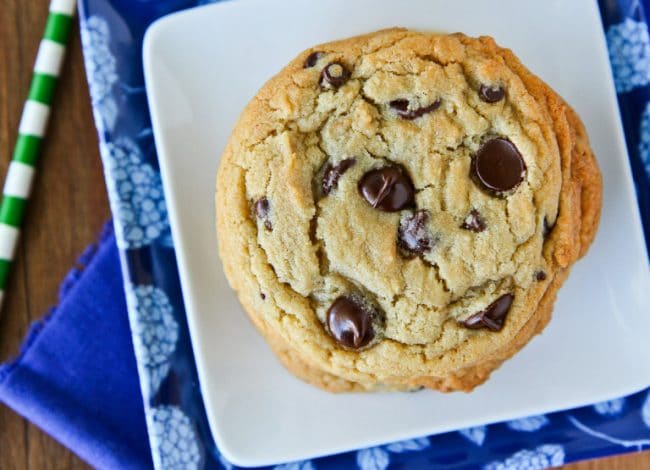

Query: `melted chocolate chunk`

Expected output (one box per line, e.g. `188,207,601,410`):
260,293,266,300
461,209,486,232
473,138,526,193
535,271,547,281
304,51,322,68
321,62,350,88
358,165,415,212
322,158,356,195
254,197,272,231
389,98,442,120
389,99,409,111
479,84,505,103
398,210,433,255
543,217,555,237
461,293,514,331
326,296,374,349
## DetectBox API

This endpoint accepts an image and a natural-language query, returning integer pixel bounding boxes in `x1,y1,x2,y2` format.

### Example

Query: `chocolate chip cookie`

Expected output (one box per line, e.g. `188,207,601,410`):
215,29,602,392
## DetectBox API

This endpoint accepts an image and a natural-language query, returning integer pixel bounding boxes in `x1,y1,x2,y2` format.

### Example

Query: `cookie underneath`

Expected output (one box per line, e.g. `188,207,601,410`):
216,29,602,392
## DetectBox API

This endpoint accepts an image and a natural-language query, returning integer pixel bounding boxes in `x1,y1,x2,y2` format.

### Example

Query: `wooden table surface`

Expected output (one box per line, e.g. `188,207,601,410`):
0,1,648,469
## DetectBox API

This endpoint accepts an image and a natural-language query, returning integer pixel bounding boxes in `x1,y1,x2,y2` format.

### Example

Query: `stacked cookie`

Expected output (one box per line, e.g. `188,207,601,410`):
216,29,601,392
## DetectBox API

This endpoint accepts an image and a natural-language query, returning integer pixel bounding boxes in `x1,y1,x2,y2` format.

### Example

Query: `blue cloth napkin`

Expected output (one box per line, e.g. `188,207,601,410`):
0,224,152,469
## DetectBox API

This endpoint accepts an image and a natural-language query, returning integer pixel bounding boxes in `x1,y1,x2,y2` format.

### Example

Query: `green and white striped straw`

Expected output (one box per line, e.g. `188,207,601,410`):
0,0,76,308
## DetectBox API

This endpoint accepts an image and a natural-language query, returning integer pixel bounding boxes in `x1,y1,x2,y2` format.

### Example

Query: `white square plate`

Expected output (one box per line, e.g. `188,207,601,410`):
143,0,650,466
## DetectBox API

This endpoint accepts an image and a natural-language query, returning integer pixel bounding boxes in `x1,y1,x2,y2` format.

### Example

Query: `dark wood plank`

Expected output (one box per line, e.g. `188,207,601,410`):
0,0,106,468
567,451,650,469
0,1,647,469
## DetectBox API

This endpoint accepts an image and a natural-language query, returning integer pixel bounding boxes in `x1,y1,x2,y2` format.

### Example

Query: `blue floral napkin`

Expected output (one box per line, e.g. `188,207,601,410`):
1,0,650,469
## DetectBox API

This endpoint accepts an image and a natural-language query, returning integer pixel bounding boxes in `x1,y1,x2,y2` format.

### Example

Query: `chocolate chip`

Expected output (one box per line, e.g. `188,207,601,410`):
461,209,486,232
254,197,269,217
473,138,526,193
461,293,514,331
358,165,415,212
535,271,547,281
389,99,409,112
322,158,356,195
543,217,555,237
398,210,433,255
254,197,272,231
260,293,266,300
321,62,350,88
326,296,374,349
389,98,442,120
479,84,505,103
304,51,322,68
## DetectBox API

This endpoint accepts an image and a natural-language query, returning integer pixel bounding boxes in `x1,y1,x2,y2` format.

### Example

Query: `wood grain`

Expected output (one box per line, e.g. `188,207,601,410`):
0,1,647,469
0,0,107,468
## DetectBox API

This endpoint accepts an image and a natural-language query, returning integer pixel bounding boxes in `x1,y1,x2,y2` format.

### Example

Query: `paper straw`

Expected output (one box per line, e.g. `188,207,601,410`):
0,0,76,308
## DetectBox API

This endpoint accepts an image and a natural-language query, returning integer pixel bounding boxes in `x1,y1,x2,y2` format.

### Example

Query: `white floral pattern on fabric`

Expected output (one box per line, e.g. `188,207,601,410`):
357,447,390,470
458,426,487,446
638,102,650,178
273,461,315,470
643,390,650,428
593,398,626,416
507,415,550,432
148,405,201,470
606,18,650,93
127,284,179,396
385,437,430,452
101,137,169,249
483,444,565,470
80,16,118,131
